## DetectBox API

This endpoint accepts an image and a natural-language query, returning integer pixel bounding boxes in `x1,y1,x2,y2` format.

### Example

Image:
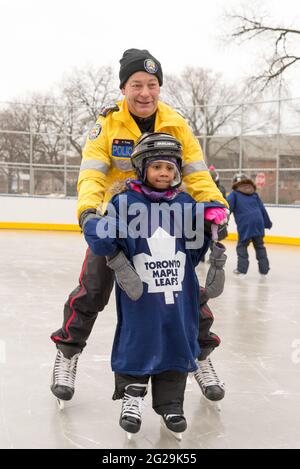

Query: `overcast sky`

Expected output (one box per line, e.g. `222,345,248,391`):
1,0,299,102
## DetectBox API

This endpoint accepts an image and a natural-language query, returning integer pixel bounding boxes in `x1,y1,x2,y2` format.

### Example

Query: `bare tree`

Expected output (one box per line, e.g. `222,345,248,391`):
60,65,120,158
162,67,262,164
0,66,120,194
226,5,300,88
0,102,33,193
62,65,119,120
0,94,70,193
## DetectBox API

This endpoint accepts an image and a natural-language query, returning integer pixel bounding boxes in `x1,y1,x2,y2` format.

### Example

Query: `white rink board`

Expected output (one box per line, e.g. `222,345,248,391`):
0,195,77,225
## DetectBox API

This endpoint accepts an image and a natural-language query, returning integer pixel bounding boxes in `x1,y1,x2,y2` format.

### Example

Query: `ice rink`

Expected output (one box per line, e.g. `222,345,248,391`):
0,229,299,449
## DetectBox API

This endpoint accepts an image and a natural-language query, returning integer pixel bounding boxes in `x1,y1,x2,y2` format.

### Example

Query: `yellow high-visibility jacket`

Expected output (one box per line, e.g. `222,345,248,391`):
77,99,228,218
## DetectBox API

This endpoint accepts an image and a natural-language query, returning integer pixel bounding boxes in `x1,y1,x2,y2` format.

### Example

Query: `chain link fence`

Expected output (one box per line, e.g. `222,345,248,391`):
1,97,300,204
198,97,300,204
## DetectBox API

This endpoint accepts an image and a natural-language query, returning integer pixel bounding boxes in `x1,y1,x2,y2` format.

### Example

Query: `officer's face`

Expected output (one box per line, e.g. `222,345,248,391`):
122,72,160,118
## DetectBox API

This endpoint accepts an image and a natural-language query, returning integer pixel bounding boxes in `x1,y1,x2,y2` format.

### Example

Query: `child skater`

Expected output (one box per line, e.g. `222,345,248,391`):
83,132,227,438
227,173,272,275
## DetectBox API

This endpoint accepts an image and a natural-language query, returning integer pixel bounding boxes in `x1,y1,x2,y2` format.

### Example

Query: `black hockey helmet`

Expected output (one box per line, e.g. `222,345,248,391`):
131,132,183,188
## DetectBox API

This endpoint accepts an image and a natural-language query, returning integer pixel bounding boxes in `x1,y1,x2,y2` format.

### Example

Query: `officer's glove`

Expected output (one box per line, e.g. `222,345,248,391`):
80,209,105,256
106,250,143,301
216,223,228,241
204,220,228,241
205,242,227,299
79,209,100,231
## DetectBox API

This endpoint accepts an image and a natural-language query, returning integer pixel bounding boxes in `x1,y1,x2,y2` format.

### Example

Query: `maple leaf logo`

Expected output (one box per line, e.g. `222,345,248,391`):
132,227,186,304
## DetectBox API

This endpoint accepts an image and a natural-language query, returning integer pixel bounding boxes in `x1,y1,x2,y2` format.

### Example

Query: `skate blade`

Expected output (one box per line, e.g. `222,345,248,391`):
160,417,183,441
56,398,65,411
212,401,221,412
203,396,221,412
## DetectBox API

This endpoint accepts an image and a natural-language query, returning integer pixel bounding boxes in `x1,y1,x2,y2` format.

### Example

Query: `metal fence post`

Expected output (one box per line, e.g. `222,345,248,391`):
275,96,281,204
239,104,244,172
29,105,34,195
63,106,68,196
203,103,207,160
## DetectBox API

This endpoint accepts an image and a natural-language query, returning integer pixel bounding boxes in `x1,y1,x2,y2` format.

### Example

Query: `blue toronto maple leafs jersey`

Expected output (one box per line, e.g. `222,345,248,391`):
94,188,210,376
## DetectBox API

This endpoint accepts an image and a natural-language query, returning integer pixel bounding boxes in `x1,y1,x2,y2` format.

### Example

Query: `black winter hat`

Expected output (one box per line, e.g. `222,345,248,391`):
232,173,256,191
119,48,163,89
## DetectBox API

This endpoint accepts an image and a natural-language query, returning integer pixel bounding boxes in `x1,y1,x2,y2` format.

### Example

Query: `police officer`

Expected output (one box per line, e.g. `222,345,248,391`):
50,48,228,403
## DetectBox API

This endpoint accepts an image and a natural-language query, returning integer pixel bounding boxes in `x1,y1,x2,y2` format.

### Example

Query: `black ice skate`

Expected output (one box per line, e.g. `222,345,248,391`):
161,414,187,441
194,357,225,408
119,384,147,440
51,349,80,410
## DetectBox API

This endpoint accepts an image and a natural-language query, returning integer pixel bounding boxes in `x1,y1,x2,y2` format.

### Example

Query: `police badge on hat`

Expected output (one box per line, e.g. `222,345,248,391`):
144,59,158,74
89,123,102,140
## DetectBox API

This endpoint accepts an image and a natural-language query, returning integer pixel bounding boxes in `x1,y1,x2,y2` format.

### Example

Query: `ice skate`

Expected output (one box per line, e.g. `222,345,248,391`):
160,414,187,441
233,269,246,276
119,384,147,439
51,349,80,410
194,357,225,410
56,398,65,411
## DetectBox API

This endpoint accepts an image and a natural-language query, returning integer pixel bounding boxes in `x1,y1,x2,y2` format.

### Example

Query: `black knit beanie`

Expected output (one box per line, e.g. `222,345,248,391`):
119,48,163,88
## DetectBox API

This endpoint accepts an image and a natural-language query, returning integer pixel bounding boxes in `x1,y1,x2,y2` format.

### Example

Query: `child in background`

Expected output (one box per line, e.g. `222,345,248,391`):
227,173,272,275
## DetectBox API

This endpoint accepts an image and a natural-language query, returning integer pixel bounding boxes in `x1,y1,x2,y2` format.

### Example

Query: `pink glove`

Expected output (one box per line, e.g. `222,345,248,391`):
204,207,227,225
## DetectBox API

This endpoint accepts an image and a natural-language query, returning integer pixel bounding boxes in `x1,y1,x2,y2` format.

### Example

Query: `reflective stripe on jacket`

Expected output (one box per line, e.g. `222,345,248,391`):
77,99,228,218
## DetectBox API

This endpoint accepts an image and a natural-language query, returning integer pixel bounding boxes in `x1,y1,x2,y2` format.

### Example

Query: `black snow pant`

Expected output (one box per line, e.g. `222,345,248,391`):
236,236,270,274
197,299,221,361
51,248,220,358
113,371,187,416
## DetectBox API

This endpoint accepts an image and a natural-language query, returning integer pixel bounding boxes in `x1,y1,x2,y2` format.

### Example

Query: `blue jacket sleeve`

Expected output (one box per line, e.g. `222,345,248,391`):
226,191,236,213
190,234,211,266
84,216,120,256
257,197,272,229
186,199,211,265
203,201,227,209
84,192,131,256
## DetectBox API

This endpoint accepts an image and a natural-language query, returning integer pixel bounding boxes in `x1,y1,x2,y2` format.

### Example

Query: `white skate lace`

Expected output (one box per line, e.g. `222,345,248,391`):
194,357,225,390
122,386,146,422
53,350,80,388
164,414,184,421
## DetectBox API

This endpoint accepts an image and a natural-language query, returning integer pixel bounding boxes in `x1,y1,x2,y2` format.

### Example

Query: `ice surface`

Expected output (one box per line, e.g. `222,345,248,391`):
0,230,299,449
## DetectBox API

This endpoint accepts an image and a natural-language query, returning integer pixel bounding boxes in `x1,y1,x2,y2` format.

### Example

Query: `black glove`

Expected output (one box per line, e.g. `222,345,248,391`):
204,220,228,241
106,251,143,301
205,242,227,299
79,209,101,230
